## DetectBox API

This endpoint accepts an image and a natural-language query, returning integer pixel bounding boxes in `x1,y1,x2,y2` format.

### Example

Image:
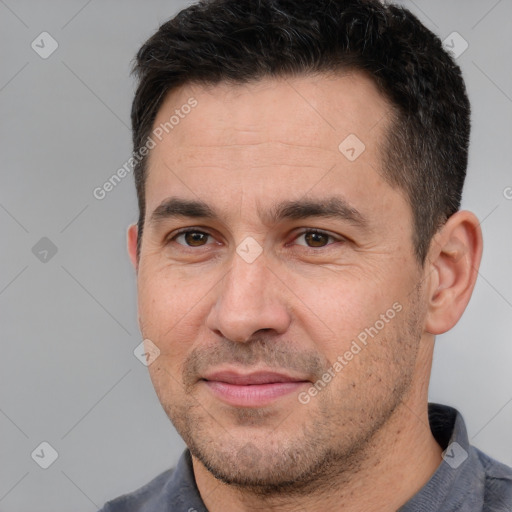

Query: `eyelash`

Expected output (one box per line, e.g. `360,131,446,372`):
167,228,343,249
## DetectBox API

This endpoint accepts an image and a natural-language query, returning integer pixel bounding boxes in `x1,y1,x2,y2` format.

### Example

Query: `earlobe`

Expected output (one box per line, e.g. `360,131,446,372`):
424,210,483,335
127,223,139,272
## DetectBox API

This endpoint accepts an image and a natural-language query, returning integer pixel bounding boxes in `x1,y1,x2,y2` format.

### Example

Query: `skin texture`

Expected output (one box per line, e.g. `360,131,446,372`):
127,72,483,512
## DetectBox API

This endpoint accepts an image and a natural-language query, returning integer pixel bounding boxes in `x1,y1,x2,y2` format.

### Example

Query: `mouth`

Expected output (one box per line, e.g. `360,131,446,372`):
200,370,310,407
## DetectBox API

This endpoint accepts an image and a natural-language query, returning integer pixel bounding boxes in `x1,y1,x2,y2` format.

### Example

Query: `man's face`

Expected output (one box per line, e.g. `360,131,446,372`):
132,72,429,489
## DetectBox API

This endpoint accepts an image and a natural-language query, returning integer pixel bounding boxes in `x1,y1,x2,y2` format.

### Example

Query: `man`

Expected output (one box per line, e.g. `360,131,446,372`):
100,0,512,510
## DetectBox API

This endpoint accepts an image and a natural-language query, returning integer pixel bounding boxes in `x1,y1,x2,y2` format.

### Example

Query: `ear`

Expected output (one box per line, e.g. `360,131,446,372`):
127,223,139,272
424,210,483,335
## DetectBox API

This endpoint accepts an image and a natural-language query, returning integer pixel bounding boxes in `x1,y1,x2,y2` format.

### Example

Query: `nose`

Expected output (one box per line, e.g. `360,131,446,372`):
205,249,292,343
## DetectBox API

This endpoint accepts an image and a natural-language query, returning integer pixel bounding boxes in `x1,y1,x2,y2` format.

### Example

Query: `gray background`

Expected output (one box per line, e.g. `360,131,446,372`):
0,0,511,510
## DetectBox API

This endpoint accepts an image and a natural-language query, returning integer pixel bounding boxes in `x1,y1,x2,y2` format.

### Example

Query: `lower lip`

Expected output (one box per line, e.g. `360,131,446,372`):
203,380,307,407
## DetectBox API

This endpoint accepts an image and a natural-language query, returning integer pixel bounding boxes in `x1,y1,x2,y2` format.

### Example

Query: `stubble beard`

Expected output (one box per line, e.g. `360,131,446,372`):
153,292,424,498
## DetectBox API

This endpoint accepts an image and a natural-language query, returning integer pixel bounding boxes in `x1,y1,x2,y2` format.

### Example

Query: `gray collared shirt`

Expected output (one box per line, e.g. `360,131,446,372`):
99,404,512,511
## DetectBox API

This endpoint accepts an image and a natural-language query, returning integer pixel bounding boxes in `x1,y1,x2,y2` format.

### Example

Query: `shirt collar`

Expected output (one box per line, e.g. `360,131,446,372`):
398,403,485,511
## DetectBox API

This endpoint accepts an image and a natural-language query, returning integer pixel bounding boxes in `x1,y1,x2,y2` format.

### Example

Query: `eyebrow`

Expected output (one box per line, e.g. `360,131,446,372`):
264,196,367,227
148,196,367,228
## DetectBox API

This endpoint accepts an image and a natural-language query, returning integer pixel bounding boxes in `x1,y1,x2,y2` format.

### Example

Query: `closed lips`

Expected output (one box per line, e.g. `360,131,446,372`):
201,371,310,385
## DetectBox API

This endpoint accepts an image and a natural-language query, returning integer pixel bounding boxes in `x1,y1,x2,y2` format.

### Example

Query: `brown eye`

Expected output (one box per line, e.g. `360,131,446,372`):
304,231,330,247
295,230,337,248
172,230,212,247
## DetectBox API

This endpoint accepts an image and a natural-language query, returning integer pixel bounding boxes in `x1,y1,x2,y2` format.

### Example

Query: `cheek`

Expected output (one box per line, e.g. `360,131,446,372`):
293,273,397,359
136,266,209,357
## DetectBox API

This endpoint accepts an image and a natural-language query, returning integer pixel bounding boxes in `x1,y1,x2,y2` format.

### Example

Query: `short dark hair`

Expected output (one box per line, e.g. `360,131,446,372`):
131,0,470,264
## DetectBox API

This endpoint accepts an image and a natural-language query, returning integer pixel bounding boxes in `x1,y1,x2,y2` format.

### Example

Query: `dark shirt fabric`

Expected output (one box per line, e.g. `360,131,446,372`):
99,404,512,511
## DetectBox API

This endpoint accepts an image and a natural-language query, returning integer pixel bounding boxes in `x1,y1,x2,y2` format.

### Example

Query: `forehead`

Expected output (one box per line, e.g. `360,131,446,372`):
144,72,404,228
152,71,390,155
